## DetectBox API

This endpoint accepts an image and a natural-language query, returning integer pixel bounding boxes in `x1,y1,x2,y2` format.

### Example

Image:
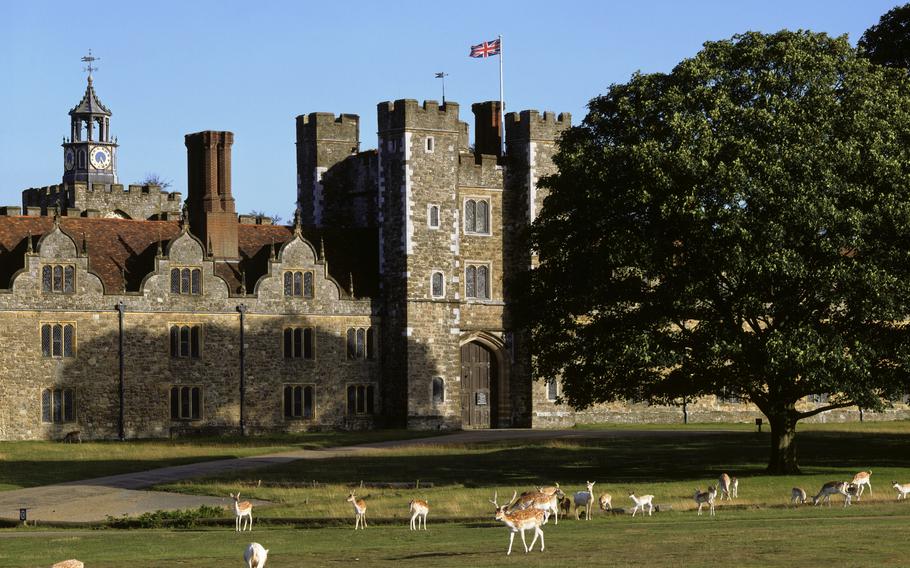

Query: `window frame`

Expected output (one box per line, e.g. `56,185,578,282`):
283,326,316,360
41,388,76,423
346,327,376,360
283,383,316,420
463,197,492,236
546,379,558,402
169,324,202,359
432,377,445,405
169,267,202,295
169,385,203,421
427,204,440,229
283,270,315,298
464,262,492,300
346,383,376,415
430,271,445,298
425,136,435,153
42,264,76,294
41,322,76,358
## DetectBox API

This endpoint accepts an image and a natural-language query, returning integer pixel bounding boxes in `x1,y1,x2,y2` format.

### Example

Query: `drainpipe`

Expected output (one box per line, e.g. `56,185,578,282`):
116,301,125,441
237,304,247,436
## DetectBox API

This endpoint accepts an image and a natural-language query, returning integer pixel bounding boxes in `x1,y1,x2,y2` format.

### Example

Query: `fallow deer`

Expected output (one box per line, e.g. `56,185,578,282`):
490,491,545,555
791,487,807,505
718,473,736,501
629,492,654,517
231,493,253,532
515,489,561,525
892,481,910,500
573,481,596,520
598,493,612,512
850,471,872,500
347,491,368,529
812,481,852,507
243,542,268,568
409,498,429,530
694,486,717,516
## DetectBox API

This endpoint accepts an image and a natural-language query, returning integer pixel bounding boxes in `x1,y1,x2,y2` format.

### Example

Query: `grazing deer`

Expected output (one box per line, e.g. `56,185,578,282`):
231,493,253,532
409,499,429,530
598,493,612,512
629,492,654,517
694,486,717,516
573,481,596,520
791,487,807,505
516,489,561,525
536,483,561,497
850,471,872,500
718,473,736,501
62,430,82,444
812,481,852,507
490,491,545,555
892,481,910,500
347,491,368,529
243,542,268,568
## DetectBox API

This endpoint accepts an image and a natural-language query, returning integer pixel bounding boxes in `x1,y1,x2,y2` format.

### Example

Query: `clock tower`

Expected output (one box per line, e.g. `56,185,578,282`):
62,54,118,185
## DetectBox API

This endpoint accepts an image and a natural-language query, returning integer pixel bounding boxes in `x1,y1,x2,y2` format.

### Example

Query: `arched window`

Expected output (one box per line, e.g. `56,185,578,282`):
428,205,440,229
465,264,490,300
43,264,75,294
547,379,558,401
284,270,314,298
284,327,315,359
284,384,315,419
170,324,201,358
171,268,202,295
347,327,375,360
170,385,202,420
303,271,314,298
41,323,75,357
347,384,376,414
41,388,75,422
477,200,489,233
465,266,476,298
432,377,445,405
283,271,293,296
477,266,489,299
464,198,491,234
431,271,444,298
464,200,476,232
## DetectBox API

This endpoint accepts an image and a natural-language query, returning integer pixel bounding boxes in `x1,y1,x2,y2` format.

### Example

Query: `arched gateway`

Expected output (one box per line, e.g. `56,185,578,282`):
460,340,506,428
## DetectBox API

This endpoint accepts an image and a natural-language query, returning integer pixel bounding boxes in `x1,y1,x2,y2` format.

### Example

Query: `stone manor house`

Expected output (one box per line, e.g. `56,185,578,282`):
3,77,905,441
0,75,580,440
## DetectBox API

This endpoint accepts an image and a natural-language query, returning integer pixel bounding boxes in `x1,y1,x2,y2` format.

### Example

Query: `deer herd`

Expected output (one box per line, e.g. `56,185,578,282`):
229,468,910,562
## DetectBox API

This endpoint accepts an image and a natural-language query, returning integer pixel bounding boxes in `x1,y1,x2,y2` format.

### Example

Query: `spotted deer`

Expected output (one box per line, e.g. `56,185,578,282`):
791,487,807,505
516,489,561,525
892,481,910,500
231,493,253,532
409,498,429,530
813,481,852,507
347,491,368,529
718,473,737,501
694,486,717,516
490,491,545,555
850,471,872,500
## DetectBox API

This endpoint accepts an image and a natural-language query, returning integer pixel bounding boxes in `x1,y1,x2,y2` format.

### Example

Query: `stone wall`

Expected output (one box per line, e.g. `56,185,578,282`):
22,181,182,221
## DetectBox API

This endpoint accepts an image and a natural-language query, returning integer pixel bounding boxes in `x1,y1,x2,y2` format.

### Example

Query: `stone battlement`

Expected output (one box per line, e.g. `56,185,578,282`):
505,110,572,142
378,99,462,132
458,153,502,188
22,181,182,220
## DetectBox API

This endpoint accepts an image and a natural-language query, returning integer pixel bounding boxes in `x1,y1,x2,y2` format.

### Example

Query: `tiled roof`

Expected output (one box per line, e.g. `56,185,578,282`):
0,216,379,297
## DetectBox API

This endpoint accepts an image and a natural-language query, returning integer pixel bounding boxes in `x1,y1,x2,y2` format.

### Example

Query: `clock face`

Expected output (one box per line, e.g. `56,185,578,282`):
64,149,75,171
90,146,111,169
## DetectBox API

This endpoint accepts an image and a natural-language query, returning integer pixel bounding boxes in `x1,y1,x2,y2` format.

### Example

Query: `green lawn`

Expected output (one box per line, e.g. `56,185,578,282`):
2,506,909,568
0,430,437,491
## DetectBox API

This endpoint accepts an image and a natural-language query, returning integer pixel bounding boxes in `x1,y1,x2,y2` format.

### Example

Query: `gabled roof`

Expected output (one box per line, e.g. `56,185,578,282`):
69,77,111,116
0,216,380,298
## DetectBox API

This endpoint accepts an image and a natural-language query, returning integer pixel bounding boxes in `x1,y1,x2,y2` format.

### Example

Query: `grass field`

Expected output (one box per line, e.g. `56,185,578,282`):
0,430,435,491
2,422,910,567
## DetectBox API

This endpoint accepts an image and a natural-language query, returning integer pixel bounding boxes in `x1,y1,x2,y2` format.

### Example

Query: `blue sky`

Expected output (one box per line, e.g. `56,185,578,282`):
0,0,899,220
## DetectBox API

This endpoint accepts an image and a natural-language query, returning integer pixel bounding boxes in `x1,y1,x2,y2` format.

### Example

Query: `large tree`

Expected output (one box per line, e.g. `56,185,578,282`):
523,31,910,474
859,3,910,68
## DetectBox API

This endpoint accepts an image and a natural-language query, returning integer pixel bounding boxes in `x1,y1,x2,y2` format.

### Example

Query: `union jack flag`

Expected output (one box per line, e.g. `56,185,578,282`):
470,38,501,58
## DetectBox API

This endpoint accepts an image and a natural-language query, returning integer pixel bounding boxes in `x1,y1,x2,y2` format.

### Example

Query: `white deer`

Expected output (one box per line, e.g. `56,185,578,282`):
850,471,872,500
409,499,429,530
573,481,596,520
813,481,852,507
694,485,717,516
791,487,807,505
718,473,737,501
347,491,368,529
629,492,654,517
490,491,545,555
243,542,268,568
231,492,253,532
892,481,910,500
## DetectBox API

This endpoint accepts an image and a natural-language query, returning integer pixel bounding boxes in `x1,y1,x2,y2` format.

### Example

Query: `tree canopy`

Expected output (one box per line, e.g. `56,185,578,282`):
859,3,910,68
523,30,910,473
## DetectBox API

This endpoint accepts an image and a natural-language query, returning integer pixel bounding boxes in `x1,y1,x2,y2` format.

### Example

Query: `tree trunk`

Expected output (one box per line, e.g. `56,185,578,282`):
766,405,801,474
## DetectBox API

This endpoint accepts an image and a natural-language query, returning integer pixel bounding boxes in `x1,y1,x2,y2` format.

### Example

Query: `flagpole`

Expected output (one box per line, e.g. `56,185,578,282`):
499,34,505,156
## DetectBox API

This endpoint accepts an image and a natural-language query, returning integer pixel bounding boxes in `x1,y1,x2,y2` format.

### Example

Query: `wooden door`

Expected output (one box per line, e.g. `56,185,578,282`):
461,342,492,428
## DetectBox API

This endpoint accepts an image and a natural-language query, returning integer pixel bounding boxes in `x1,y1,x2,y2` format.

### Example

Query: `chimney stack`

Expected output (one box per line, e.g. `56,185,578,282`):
185,131,238,259
471,101,503,160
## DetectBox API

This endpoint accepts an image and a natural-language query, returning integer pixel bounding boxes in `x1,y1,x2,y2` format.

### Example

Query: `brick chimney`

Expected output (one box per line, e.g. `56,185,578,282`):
471,101,502,160
185,131,238,259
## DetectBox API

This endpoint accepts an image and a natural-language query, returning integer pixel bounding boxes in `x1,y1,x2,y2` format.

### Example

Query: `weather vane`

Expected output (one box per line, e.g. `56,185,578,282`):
81,49,100,79
435,72,449,105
